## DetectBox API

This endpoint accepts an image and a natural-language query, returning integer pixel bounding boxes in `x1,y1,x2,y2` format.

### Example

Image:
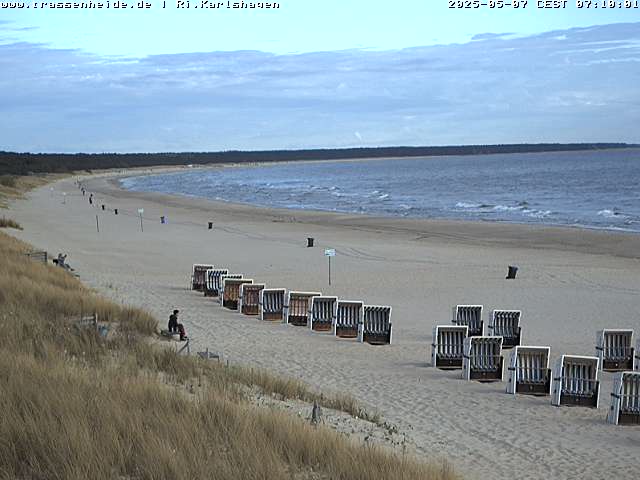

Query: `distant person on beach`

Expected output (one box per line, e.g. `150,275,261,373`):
89,193,93,205
168,309,187,341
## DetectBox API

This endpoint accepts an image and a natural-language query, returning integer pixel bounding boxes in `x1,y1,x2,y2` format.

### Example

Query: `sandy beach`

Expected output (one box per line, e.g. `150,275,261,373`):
8,169,640,480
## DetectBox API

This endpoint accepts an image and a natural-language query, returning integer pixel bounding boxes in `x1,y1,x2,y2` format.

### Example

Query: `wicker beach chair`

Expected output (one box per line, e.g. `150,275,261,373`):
506,346,551,395
285,291,321,326
607,371,640,425
551,355,600,408
596,329,635,371
259,288,287,321
334,300,364,338
308,296,338,332
431,325,468,369
204,268,229,297
239,283,265,316
222,278,253,311
488,310,522,349
191,264,214,291
360,305,392,345
462,336,504,382
217,274,243,305
453,305,484,337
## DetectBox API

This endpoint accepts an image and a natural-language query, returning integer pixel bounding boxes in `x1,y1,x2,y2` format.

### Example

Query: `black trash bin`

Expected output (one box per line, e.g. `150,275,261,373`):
114,208,118,215
307,237,314,248
506,265,518,279
101,204,105,211
208,222,213,230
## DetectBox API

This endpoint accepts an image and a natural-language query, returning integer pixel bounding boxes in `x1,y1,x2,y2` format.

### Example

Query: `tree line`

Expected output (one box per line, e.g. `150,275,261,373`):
0,143,635,176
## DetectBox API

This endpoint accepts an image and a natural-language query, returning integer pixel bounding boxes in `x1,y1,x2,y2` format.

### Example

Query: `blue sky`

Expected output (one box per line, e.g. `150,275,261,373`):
0,3,639,152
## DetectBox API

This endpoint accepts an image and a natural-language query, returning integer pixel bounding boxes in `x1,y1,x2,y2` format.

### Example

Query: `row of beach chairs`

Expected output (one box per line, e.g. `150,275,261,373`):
191,264,393,345
433,305,640,425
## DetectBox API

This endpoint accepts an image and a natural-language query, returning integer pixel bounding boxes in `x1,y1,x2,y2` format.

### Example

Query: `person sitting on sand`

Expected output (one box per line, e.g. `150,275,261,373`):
168,309,188,341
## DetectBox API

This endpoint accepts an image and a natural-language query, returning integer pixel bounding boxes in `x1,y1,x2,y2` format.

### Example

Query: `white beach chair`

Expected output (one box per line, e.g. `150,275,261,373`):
221,278,252,311
191,263,214,291
259,288,287,322
309,296,338,332
506,346,551,395
596,329,635,371
453,305,484,337
488,310,522,349
607,371,640,425
431,325,468,370
462,336,503,381
334,300,364,338
360,305,392,345
285,291,321,326
204,268,229,297
239,283,265,316
551,355,600,408
216,274,243,305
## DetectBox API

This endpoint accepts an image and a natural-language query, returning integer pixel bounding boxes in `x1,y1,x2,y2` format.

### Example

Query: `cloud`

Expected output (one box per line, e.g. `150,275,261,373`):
0,23,639,152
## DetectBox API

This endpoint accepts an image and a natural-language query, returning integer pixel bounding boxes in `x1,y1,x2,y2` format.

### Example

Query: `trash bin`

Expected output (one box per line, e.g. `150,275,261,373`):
506,265,518,279
161,216,166,224
208,222,213,230
307,237,314,248
101,204,105,211
114,208,118,215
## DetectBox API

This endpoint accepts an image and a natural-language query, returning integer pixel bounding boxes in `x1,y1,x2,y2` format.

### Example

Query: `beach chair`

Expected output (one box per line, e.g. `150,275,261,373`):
453,305,484,337
217,274,243,305
607,371,640,425
259,288,287,321
204,268,228,297
360,305,393,345
334,300,364,338
309,296,338,332
462,336,503,382
636,339,640,371
551,355,600,408
431,325,468,369
191,264,214,291
596,329,635,371
488,310,522,349
221,278,253,311
285,291,321,326
239,283,265,316
506,346,551,395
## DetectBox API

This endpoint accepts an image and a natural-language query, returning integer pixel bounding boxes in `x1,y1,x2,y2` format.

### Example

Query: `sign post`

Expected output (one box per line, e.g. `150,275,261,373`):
138,208,144,232
324,248,336,285
96,214,99,233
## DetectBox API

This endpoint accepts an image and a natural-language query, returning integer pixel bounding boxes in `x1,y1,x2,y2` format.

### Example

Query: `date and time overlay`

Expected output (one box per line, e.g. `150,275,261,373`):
1,0,639,9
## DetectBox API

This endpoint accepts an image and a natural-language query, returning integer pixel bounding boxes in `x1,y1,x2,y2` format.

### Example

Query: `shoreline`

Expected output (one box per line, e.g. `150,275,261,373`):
96,170,640,260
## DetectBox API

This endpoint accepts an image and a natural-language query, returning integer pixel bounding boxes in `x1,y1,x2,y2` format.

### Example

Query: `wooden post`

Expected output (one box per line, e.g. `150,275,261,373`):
96,215,99,233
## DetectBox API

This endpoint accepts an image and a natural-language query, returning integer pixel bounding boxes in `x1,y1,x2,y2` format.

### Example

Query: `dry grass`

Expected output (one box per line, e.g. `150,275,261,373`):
0,174,58,208
0,216,22,229
0,182,459,480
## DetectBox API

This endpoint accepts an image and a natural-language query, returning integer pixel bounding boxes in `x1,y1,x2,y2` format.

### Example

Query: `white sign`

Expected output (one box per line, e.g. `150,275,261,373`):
137,208,144,214
324,248,336,257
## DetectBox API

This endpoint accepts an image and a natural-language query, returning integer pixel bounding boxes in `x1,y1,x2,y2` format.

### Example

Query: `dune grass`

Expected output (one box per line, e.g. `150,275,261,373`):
0,174,57,208
0,230,458,480
0,216,22,229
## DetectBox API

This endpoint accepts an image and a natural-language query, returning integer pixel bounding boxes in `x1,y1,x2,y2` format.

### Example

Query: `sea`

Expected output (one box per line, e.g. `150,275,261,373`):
120,148,640,233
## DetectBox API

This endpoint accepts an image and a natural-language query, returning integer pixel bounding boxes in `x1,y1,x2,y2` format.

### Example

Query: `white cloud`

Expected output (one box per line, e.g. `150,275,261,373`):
0,23,639,152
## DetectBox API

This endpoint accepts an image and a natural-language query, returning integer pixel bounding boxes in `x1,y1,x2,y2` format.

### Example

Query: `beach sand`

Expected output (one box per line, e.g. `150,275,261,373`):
8,169,640,479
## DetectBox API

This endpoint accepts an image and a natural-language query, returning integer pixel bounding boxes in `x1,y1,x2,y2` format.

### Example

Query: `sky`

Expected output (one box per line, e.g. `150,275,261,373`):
1,2,639,152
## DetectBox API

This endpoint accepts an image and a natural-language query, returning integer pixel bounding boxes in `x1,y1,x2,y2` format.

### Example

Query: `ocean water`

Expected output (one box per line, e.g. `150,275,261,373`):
121,149,640,233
